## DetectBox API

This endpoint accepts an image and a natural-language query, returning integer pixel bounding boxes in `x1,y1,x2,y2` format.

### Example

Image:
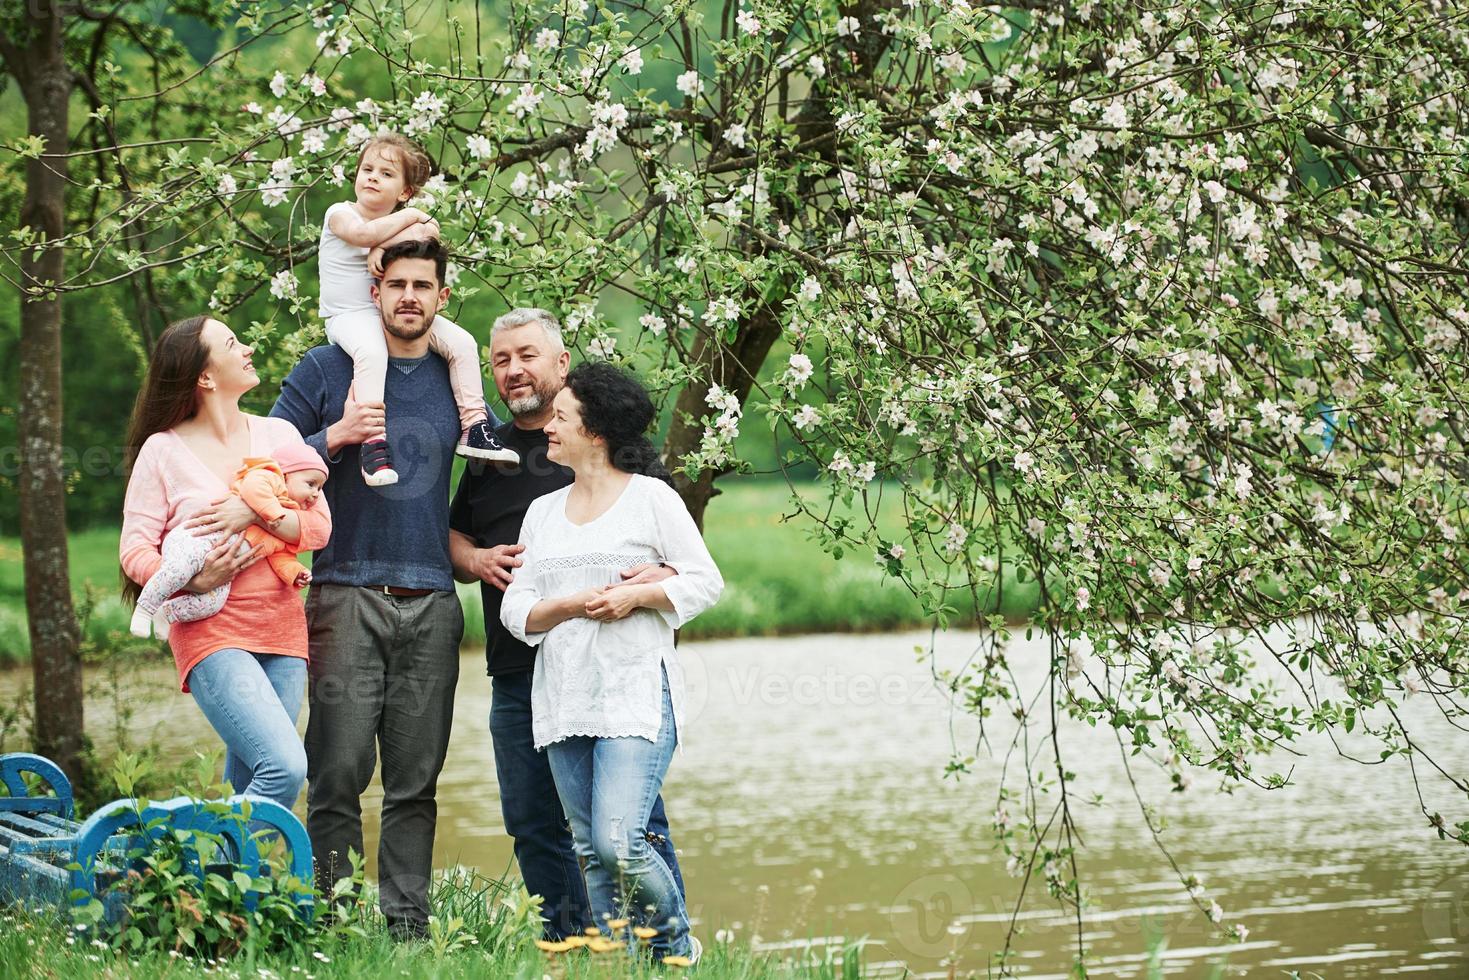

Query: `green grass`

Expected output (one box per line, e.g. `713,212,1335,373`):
0,865,872,980
0,480,1041,665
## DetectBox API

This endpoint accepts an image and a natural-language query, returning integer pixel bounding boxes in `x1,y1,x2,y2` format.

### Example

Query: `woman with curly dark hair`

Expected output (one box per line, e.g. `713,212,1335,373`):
501,361,722,964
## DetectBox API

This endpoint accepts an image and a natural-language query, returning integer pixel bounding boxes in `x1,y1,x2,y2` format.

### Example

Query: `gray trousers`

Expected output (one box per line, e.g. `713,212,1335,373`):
304,584,463,926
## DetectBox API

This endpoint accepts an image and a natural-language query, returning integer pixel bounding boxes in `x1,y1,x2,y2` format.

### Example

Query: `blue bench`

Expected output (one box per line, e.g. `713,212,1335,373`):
0,752,314,923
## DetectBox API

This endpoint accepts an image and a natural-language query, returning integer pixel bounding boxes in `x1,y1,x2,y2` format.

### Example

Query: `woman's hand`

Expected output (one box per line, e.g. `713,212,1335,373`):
585,583,651,622
185,495,258,538
525,587,603,632
565,587,605,615
185,535,263,593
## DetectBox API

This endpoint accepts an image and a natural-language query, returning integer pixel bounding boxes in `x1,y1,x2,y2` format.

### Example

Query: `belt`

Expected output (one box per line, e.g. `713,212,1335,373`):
371,585,435,598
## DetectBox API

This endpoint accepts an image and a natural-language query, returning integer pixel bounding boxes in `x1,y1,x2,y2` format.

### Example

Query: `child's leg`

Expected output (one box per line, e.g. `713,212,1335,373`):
427,314,489,431
326,309,390,407
161,535,248,625
136,527,214,616
163,583,230,624
131,527,217,637
327,308,398,486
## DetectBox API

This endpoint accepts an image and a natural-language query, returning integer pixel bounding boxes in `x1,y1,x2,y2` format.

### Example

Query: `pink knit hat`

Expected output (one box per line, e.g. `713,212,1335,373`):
272,443,329,478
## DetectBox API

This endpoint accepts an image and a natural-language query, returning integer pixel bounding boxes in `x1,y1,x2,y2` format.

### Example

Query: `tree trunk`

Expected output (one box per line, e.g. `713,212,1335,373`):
662,306,784,529
14,2,84,782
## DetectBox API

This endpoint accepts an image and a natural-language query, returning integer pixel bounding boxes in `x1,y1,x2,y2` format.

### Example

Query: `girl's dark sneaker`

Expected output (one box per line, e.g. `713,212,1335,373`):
458,420,520,463
361,438,399,487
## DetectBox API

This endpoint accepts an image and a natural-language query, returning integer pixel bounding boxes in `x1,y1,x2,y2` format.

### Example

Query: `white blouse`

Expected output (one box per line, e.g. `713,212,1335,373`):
500,474,724,750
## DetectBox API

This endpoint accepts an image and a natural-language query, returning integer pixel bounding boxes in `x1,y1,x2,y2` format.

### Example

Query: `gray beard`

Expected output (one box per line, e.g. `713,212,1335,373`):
506,379,561,418
507,392,546,417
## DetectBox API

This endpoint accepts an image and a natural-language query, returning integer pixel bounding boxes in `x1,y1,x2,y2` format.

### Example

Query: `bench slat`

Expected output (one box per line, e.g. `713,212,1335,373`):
0,811,72,837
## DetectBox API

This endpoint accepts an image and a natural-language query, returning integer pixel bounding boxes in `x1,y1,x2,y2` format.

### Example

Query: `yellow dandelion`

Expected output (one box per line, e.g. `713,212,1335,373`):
587,938,622,954
562,935,590,948
534,939,577,954
632,926,659,940
662,955,694,968
606,918,630,930
584,926,602,936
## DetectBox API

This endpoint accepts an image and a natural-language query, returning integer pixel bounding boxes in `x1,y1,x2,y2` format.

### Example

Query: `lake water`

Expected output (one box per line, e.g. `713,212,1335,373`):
8,629,1468,976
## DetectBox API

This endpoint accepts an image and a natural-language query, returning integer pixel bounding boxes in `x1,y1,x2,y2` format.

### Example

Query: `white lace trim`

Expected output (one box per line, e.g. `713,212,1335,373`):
536,726,661,749
538,552,646,573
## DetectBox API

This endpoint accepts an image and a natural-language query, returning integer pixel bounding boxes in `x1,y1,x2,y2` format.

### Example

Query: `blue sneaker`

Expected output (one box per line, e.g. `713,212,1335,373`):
361,438,399,487
458,420,520,463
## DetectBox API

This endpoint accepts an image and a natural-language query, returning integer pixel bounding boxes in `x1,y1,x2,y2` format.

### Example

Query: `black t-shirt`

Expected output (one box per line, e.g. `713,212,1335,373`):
449,420,573,676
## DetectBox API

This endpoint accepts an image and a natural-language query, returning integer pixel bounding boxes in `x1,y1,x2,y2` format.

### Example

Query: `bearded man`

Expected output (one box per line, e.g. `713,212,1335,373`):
447,307,686,939
272,237,471,940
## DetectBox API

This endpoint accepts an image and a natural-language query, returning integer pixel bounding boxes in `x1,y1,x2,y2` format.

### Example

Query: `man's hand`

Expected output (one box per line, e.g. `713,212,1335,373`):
326,383,386,455
585,583,650,622
185,495,258,538
469,543,524,592
621,562,676,586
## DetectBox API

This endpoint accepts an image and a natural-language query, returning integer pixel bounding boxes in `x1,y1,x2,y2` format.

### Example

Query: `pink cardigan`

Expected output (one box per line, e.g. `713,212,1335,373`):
119,415,332,691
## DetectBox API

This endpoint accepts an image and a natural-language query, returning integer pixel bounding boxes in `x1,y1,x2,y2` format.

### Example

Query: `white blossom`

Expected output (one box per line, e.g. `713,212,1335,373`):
786,353,814,387
704,295,740,323
259,178,289,207
676,70,702,98
587,334,616,359
508,84,543,120
792,405,820,431
269,269,299,299
466,134,493,160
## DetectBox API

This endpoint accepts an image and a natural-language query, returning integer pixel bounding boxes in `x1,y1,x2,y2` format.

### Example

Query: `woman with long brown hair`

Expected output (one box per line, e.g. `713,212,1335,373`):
119,315,332,809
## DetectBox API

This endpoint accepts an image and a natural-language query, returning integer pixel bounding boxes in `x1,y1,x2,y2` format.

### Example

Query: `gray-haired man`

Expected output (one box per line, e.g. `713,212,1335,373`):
447,309,686,939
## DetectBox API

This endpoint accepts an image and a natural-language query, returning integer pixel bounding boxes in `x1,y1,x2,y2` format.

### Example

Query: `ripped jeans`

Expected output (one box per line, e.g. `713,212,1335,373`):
544,668,690,959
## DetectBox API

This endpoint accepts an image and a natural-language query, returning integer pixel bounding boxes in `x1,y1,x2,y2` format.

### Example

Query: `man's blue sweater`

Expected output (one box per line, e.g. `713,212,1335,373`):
269,344,468,592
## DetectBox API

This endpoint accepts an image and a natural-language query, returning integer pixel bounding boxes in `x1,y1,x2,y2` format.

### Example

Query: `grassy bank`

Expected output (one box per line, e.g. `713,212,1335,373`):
1,866,872,980
0,480,1041,665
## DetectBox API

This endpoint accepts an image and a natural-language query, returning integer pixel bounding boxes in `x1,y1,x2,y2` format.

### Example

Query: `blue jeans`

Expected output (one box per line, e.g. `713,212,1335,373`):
491,670,685,940
544,668,690,959
187,648,307,810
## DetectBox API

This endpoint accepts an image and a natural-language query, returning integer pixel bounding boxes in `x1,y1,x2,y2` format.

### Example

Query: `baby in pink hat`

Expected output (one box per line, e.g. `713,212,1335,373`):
130,443,329,640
